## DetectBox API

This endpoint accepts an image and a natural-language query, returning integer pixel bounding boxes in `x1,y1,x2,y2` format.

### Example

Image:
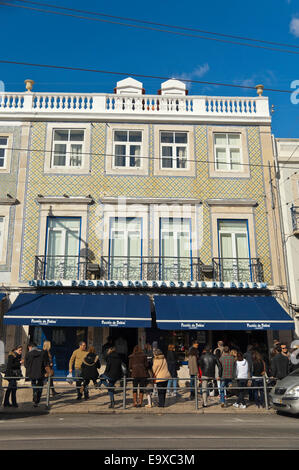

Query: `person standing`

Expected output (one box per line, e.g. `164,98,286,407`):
213,340,224,357
99,346,123,408
3,345,23,408
233,352,250,409
101,336,114,362
128,345,149,407
43,340,58,398
251,350,266,408
188,347,199,400
199,346,222,408
24,342,48,407
166,344,180,397
270,346,290,380
80,346,101,400
219,346,235,408
152,349,171,408
69,341,88,400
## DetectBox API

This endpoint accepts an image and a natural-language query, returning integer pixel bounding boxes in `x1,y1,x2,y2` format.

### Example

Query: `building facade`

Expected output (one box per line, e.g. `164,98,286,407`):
275,138,299,337
0,77,294,374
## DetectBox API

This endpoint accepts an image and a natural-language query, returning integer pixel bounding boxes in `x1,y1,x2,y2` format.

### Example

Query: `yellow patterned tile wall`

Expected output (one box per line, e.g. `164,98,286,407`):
20,121,272,284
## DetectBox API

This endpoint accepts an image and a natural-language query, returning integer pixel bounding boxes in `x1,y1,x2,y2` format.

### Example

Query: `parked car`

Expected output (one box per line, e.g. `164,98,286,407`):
269,368,299,415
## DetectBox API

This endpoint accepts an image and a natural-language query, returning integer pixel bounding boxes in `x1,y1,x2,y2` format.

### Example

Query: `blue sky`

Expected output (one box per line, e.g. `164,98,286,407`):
1,0,299,137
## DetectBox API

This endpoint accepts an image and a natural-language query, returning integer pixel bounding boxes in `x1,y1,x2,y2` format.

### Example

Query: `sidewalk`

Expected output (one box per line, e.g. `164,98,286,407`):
0,379,275,415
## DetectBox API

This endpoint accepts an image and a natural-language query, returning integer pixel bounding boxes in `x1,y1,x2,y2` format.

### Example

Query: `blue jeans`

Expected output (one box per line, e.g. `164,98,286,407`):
220,379,232,403
252,378,264,406
99,374,116,401
167,377,178,395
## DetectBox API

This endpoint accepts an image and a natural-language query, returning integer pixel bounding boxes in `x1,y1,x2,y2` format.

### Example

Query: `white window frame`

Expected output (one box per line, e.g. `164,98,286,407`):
214,132,242,172
0,216,4,258
160,131,188,170
51,128,85,169
0,137,8,169
44,123,91,174
112,130,143,169
0,134,13,173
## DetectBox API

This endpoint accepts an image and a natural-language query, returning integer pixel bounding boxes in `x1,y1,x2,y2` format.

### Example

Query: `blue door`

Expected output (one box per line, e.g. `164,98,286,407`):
29,326,88,377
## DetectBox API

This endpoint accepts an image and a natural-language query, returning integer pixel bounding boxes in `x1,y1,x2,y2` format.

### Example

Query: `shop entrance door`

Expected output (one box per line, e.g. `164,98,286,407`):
29,326,88,377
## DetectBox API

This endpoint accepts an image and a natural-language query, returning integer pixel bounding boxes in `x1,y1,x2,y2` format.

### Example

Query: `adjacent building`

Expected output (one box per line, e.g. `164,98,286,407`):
0,77,295,374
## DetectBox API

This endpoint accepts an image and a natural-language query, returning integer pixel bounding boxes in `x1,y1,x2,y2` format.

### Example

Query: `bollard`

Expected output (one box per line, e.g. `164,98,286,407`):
123,375,127,409
195,376,198,410
263,375,269,410
45,376,51,409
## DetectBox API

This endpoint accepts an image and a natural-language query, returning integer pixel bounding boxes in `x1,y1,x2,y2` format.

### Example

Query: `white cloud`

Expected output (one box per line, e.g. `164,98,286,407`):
290,16,299,37
175,63,210,90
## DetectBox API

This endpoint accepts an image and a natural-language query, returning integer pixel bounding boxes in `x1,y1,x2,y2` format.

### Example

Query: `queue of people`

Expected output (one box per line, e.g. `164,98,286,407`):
2,337,298,410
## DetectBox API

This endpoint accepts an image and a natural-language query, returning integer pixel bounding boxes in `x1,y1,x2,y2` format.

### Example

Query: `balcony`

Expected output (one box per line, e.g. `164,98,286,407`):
212,257,264,283
101,256,204,282
34,255,89,281
0,91,270,123
291,205,299,236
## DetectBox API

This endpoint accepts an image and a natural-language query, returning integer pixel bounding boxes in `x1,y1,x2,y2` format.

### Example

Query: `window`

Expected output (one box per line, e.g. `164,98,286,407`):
160,132,188,169
109,217,142,279
218,220,251,281
214,133,241,171
46,217,81,279
0,216,4,255
51,129,84,168
160,218,192,280
113,130,142,168
0,137,8,168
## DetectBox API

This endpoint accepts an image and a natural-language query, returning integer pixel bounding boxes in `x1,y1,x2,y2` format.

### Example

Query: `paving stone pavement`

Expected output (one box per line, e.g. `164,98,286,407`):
0,379,275,415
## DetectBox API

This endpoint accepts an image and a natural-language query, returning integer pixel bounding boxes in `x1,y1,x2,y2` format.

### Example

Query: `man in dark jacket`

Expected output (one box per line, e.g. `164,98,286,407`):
270,347,290,379
99,347,123,408
199,346,222,407
24,342,48,407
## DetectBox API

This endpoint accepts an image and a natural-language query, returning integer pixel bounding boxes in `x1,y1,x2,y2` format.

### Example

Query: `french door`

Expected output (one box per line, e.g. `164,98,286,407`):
109,217,142,279
160,218,192,280
218,220,251,281
46,217,81,279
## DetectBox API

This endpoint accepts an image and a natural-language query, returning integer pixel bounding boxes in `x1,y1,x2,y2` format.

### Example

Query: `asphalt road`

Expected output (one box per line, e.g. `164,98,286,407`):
0,412,298,452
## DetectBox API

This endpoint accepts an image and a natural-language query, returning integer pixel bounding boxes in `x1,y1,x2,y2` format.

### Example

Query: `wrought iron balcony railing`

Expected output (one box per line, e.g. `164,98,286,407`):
101,256,204,282
34,255,89,280
212,257,264,283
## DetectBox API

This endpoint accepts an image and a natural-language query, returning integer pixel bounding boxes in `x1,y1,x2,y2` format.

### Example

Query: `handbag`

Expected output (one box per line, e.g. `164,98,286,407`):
44,365,54,378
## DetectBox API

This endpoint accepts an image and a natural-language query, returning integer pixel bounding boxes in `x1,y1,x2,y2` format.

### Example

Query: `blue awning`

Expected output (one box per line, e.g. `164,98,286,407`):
4,293,152,328
154,295,294,331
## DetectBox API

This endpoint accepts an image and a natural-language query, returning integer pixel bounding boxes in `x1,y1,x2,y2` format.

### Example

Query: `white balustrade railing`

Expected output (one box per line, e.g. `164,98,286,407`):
0,92,270,118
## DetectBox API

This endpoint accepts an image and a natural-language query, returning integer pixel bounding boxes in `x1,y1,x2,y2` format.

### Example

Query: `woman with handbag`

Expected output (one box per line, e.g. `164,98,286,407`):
42,341,58,398
3,345,23,408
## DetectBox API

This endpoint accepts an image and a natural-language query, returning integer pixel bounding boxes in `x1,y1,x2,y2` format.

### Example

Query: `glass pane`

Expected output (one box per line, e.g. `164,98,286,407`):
214,133,226,146
175,132,187,144
70,130,84,141
0,149,4,167
215,148,227,170
161,132,174,143
220,233,233,258
219,220,247,232
114,131,128,142
230,149,241,170
176,147,187,168
114,145,126,166
0,137,8,145
70,144,82,166
228,133,241,146
129,131,142,142
54,129,68,141
53,144,66,166
162,146,172,157
236,233,249,258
